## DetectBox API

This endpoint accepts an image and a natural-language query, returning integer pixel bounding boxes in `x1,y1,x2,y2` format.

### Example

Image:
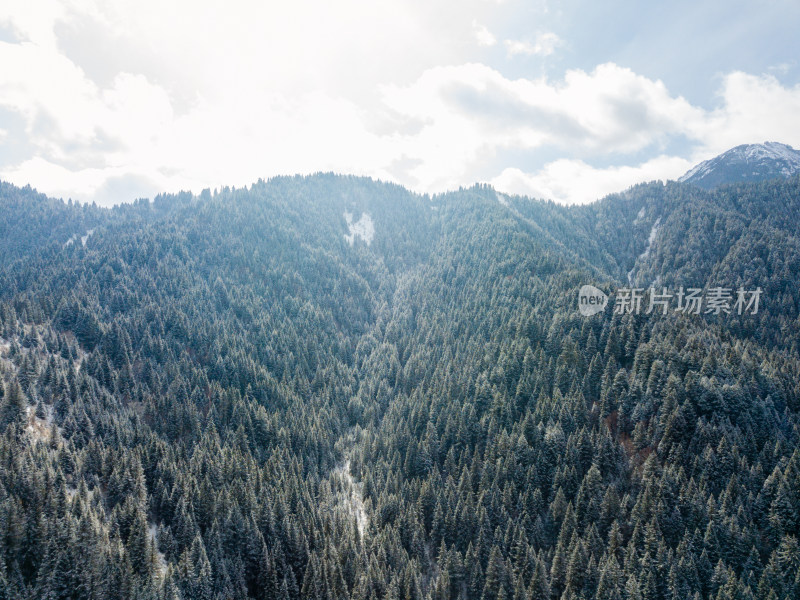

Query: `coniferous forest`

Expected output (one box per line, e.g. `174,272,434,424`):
0,173,799,600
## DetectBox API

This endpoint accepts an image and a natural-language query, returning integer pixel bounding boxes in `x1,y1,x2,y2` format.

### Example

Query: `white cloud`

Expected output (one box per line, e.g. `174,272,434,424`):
377,62,703,191
472,20,496,47
696,72,800,156
0,0,484,203
491,155,693,205
1,2,800,206
381,64,800,202
2,156,168,204
504,32,562,57
0,0,65,48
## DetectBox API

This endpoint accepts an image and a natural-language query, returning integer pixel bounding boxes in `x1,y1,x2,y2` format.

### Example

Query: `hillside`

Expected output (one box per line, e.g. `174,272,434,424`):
0,174,799,600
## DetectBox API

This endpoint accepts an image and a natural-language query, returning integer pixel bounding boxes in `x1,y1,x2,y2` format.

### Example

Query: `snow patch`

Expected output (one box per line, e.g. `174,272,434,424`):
25,404,58,443
641,217,661,259
63,229,95,248
496,192,509,207
344,212,375,246
331,459,368,540
627,217,661,285
148,523,169,577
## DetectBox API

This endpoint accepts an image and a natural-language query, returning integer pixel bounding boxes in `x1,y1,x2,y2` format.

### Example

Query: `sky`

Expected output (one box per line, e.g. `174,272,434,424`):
1,0,800,206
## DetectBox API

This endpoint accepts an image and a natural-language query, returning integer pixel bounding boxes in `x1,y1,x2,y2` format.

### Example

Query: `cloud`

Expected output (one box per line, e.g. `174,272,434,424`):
697,72,800,156
472,20,496,47
1,2,800,206
0,0,485,203
381,63,800,202
92,173,163,206
0,0,65,48
491,155,693,205
377,62,703,191
1,156,167,203
504,32,562,57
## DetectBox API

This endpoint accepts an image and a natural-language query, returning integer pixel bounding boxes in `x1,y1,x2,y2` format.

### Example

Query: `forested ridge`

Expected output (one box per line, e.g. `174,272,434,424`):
0,173,798,600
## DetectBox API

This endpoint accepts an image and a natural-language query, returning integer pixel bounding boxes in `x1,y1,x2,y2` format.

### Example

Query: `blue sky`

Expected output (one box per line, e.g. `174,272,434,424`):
1,0,799,205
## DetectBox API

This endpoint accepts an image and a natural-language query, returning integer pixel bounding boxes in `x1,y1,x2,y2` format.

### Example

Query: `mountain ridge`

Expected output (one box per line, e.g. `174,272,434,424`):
679,141,800,189
0,170,799,600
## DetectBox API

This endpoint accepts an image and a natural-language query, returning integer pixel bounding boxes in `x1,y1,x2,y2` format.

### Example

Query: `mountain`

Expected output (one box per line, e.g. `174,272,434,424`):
679,141,800,189
0,175,799,600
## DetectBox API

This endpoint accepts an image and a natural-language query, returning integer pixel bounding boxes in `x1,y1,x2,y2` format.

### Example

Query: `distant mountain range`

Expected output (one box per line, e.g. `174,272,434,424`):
679,141,800,189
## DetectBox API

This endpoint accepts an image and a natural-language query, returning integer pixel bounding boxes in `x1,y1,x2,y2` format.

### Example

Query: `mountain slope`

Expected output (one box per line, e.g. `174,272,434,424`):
0,175,799,600
679,141,800,189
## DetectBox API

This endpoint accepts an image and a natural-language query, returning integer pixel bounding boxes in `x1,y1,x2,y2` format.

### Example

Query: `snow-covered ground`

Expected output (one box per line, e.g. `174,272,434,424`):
148,523,169,577
496,192,509,207
64,229,95,248
627,217,661,285
0,336,16,373
25,404,55,443
344,212,375,246
641,217,661,259
330,459,368,540
81,229,95,246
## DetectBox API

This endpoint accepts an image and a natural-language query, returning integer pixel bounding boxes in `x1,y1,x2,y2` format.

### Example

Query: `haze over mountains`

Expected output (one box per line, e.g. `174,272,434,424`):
0,145,799,600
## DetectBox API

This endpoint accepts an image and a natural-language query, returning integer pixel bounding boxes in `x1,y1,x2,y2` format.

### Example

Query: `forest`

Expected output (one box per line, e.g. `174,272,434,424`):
0,174,798,600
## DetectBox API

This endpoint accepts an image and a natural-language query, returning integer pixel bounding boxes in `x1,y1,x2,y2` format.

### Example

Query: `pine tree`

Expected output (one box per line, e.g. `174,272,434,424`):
0,379,26,431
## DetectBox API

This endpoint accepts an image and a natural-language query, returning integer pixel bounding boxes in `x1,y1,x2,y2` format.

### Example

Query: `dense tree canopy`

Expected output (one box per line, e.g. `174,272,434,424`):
0,174,798,599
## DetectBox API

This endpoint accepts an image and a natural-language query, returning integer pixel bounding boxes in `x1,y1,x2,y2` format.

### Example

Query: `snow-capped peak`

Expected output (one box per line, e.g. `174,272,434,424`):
679,142,800,190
